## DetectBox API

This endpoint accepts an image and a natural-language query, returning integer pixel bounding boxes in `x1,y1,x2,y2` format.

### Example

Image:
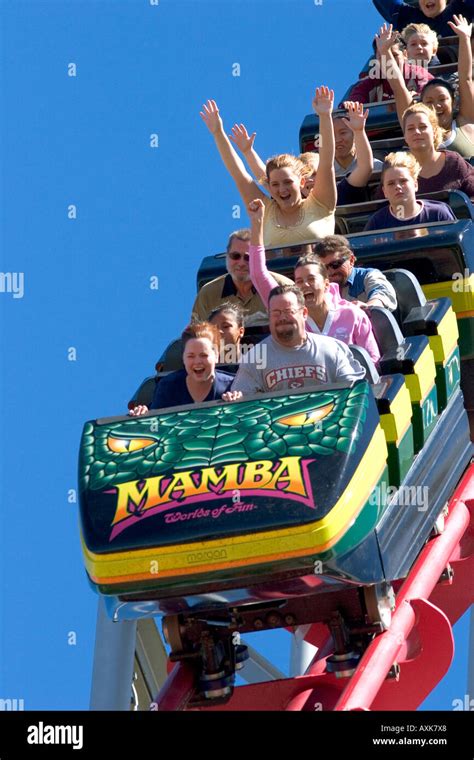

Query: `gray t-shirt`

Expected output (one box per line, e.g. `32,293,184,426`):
232,333,366,394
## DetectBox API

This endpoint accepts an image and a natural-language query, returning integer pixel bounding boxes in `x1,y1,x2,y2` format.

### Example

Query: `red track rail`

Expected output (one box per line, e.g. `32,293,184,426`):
154,462,474,711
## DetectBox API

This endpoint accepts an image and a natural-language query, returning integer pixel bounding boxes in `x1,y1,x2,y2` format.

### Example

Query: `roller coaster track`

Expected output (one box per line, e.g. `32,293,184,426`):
153,462,474,711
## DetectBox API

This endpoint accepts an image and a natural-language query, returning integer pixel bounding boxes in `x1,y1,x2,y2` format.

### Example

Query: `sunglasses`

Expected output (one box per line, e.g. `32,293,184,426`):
228,251,250,262
326,258,349,270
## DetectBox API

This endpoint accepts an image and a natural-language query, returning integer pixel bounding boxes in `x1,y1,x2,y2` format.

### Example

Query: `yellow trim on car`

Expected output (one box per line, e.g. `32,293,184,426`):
422,277,474,314
83,427,388,584
404,344,437,402
379,382,413,443
428,307,459,363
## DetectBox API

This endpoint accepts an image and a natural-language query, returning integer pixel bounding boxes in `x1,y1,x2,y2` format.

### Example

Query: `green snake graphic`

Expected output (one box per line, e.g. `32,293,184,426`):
79,384,369,494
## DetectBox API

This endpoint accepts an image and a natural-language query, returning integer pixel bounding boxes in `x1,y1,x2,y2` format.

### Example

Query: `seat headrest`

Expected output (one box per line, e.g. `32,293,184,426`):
349,345,380,384
369,307,405,355
383,269,427,324
158,338,184,372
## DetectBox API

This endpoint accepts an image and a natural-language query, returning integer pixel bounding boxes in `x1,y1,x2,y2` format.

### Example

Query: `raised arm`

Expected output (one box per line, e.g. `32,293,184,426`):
311,86,337,210
448,14,474,123
229,124,268,187
340,101,373,187
247,198,278,306
200,100,267,206
375,23,413,125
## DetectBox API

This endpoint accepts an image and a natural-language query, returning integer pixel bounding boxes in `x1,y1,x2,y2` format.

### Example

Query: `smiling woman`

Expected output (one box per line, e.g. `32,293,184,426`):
382,12,474,158
262,153,336,245
401,102,474,194
200,87,337,247
129,322,234,415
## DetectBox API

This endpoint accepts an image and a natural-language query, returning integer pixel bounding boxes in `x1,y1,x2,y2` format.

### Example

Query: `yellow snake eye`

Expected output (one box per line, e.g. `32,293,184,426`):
107,436,157,453
276,402,334,427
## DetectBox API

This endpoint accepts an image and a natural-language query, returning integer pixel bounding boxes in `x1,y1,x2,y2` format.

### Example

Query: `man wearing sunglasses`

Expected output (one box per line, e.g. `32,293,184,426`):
192,229,292,322
314,235,397,311
222,284,367,401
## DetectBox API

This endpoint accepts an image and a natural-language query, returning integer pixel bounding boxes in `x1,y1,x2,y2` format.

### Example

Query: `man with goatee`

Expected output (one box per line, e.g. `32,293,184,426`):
222,284,367,400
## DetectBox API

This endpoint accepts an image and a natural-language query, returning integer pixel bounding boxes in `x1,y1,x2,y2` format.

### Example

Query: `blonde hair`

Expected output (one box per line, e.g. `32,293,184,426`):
381,151,422,183
299,151,320,177
401,23,438,54
402,102,444,149
265,153,305,183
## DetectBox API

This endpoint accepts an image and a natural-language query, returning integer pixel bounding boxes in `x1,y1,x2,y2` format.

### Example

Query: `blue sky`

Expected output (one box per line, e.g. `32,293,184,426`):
0,0,470,710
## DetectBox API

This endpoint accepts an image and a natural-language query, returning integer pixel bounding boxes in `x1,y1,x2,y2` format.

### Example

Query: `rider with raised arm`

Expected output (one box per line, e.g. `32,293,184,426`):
222,284,367,402
200,87,337,246
247,198,381,364
333,101,378,204
229,102,377,206
378,17,474,157
229,124,321,198
345,22,433,105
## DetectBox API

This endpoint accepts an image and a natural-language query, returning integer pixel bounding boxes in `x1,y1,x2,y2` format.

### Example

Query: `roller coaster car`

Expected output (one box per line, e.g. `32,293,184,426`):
79,271,472,705
79,343,471,612
79,369,471,705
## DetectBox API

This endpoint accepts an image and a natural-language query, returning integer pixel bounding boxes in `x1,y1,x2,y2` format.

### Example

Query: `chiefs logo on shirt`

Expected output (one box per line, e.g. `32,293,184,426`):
265,364,327,390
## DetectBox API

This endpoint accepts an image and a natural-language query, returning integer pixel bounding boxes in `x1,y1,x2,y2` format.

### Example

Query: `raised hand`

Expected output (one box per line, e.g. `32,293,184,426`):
312,85,334,116
375,22,399,56
448,13,472,39
129,405,149,417
200,99,224,134
341,101,369,132
229,123,257,154
247,198,265,225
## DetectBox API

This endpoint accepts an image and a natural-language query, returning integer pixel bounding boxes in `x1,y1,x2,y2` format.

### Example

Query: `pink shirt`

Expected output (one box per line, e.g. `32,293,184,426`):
249,243,381,364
